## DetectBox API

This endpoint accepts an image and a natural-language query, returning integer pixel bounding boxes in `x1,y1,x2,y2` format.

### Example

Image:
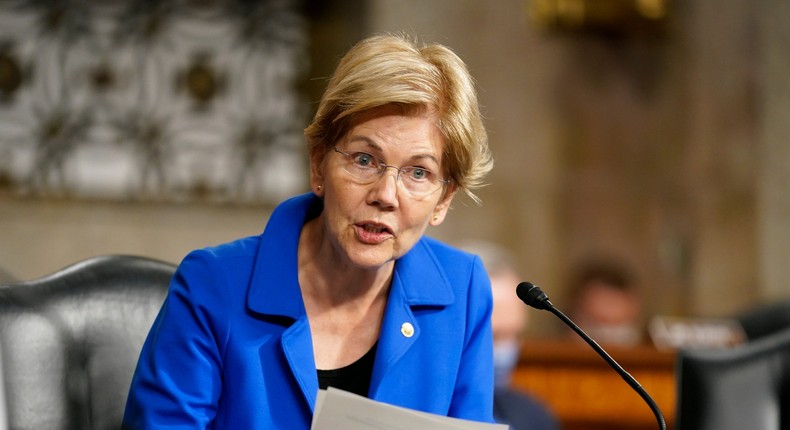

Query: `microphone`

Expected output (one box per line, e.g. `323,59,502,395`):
516,281,667,430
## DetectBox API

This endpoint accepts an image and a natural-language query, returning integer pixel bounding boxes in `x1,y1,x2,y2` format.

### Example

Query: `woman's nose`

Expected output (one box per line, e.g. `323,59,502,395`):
367,167,400,209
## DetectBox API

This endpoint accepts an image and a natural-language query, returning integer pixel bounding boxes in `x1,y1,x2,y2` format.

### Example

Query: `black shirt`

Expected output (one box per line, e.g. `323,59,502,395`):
317,341,378,397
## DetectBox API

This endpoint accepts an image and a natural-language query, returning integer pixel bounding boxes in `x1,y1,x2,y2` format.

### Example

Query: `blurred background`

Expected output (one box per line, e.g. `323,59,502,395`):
2,1,789,428
0,0,788,338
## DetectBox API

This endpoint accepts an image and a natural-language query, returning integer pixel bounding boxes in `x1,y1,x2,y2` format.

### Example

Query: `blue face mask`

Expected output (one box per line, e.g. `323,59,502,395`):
493,340,520,389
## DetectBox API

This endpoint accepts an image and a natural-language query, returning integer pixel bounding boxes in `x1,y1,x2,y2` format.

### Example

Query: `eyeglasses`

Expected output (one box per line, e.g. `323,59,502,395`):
332,146,450,198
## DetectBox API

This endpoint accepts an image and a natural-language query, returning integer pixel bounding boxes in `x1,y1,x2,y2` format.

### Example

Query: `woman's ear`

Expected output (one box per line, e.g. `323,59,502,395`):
309,147,328,197
429,185,457,226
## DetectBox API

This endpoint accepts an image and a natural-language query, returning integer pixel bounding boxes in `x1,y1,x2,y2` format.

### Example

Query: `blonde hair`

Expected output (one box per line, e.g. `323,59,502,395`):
304,33,493,203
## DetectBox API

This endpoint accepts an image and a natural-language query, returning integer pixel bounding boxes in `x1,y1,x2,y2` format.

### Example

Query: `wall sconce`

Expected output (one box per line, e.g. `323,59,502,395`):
528,0,668,35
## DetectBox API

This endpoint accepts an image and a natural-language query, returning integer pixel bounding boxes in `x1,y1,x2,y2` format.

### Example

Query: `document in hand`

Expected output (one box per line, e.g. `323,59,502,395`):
311,387,508,430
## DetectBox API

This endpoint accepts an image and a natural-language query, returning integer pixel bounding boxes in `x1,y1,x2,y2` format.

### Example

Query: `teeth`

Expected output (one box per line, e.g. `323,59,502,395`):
364,224,386,233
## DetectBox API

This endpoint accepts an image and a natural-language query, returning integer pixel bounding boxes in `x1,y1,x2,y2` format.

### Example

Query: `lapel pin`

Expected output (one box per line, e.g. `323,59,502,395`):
400,322,414,338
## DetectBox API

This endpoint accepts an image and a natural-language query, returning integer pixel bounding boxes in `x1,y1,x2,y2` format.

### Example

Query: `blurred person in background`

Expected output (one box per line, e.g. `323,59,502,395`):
460,240,561,430
566,258,644,347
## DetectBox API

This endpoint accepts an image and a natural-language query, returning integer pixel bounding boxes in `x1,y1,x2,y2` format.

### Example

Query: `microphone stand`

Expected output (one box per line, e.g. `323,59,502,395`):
517,282,667,430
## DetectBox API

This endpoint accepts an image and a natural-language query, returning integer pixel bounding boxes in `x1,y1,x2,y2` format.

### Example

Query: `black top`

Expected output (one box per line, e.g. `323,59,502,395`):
317,342,378,397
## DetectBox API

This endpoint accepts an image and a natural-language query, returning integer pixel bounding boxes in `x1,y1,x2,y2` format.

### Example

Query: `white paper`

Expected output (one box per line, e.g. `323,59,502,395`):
311,388,508,430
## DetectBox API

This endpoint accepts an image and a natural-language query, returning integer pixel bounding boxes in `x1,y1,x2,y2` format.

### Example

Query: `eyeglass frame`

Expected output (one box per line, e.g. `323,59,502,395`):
331,145,451,196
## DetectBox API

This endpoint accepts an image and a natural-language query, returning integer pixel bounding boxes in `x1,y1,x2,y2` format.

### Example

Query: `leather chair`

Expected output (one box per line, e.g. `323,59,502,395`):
0,255,175,430
0,266,14,284
675,327,790,430
737,300,790,340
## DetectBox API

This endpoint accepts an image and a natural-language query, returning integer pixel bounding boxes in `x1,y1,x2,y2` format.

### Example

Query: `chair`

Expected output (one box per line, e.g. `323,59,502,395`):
737,300,790,340
675,327,790,430
0,266,14,284
0,255,175,430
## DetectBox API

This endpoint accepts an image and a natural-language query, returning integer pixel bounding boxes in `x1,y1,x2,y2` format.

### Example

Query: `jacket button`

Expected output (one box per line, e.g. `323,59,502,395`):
400,322,414,338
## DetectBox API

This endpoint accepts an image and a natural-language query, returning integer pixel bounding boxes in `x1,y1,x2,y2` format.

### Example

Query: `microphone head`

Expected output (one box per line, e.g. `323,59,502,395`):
516,281,552,310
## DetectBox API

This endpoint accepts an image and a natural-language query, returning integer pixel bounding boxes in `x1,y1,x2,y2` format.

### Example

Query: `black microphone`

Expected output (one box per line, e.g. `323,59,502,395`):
516,281,667,430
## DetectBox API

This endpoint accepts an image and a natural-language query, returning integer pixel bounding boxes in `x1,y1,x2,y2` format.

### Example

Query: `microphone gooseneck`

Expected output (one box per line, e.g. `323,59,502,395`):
515,281,667,430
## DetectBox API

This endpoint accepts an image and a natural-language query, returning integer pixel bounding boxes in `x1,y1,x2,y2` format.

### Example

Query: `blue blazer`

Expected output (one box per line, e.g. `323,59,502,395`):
123,193,495,429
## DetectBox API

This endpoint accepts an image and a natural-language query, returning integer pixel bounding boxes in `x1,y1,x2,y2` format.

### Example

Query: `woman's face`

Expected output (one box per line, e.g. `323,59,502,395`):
310,105,456,271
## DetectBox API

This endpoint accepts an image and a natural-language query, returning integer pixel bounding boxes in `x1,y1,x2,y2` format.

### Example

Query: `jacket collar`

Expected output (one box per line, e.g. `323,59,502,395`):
246,193,456,320
391,239,455,307
247,193,313,320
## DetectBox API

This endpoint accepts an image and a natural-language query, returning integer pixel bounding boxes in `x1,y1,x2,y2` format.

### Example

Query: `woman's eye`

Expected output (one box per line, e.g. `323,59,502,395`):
409,167,430,181
352,153,376,168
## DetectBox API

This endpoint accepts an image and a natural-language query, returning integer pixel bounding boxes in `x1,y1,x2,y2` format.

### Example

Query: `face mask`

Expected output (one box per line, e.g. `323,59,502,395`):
493,340,520,389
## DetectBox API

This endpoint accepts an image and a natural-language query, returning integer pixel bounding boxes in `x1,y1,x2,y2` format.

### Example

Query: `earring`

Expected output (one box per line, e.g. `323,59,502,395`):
317,185,322,191
433,215,438,221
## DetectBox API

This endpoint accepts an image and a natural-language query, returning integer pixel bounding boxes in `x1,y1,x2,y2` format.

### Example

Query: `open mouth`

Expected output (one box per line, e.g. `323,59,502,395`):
359,223,392,234
355,222,394,244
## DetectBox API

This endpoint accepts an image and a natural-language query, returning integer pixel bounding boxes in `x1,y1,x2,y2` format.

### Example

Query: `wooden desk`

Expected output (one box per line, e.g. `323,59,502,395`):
511,339,676,430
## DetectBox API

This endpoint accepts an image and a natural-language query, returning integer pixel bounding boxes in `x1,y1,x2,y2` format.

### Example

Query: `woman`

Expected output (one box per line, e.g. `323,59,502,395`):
123,33,494,429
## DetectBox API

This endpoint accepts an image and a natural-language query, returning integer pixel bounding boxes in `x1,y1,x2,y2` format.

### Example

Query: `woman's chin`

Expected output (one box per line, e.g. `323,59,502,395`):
345,246,397,271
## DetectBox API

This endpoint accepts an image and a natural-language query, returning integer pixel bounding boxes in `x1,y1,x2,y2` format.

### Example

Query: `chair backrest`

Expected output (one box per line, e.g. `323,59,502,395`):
0,255,175,430
0,266,14,284
675,327,790,430
737,301,790,340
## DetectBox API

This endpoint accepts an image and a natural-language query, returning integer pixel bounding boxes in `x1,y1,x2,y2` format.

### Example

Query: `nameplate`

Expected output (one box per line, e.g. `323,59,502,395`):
648,315,746,350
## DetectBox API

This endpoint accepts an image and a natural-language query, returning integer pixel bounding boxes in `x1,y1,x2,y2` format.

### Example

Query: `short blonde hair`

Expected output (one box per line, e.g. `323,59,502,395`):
304,33,493,203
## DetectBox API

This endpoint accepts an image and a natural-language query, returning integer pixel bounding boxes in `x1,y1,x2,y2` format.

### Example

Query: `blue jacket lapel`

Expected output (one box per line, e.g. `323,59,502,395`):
370,239,455,397
280,317,319,410
247,194,318,410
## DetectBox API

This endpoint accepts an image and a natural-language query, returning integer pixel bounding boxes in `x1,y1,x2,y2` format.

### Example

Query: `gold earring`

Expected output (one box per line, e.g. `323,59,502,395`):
433,215,438,221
